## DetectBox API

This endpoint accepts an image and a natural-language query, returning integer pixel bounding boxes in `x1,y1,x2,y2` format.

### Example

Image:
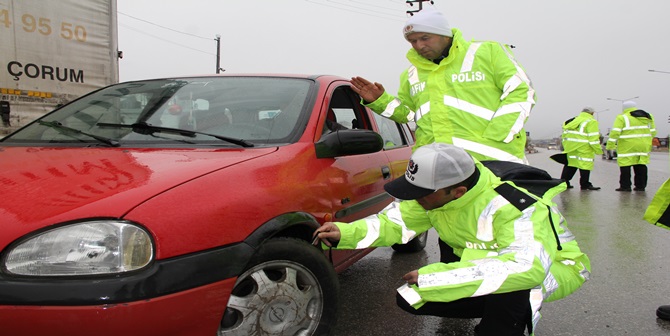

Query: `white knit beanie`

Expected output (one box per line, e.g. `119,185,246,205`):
403,6,453,40
622,100,637,110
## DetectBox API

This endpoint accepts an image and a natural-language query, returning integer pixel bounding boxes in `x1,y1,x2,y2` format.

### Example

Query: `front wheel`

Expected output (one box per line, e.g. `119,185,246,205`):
219,237,339,336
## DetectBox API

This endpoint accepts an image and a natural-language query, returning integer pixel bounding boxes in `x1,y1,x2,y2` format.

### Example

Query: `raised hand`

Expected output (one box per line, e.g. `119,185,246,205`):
350,76,385,103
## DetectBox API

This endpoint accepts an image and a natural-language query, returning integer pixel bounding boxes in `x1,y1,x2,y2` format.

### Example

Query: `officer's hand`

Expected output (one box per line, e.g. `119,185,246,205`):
402,270,419,286
312,222,341,247
350,76,385,103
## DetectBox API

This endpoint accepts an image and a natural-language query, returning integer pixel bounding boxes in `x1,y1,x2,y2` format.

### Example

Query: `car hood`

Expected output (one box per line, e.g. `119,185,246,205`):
0,146,276,246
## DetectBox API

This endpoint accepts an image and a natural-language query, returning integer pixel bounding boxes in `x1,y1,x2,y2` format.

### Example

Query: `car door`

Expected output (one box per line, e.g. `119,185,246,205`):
314,82,413,271
371,111,415,181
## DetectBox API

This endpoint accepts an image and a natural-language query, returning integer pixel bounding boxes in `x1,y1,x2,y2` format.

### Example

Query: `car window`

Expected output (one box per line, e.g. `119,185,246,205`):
330,108,355,129
322,86,371,135
372,113,406,149
3,77,314,146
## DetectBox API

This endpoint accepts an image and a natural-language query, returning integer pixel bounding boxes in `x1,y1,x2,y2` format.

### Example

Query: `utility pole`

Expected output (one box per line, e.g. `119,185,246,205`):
647,70,670,126
215,34,222,74
406,0,434,16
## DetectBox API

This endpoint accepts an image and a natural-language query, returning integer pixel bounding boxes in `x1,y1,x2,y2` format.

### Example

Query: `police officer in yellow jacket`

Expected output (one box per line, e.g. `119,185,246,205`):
350,5,536,163
606,100,656,191
559,107,603,190
644,149,670,320
313,143,590,336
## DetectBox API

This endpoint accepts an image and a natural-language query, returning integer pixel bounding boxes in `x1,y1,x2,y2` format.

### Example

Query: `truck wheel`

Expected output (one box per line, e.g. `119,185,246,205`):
219,237,339,336
391,231,428,253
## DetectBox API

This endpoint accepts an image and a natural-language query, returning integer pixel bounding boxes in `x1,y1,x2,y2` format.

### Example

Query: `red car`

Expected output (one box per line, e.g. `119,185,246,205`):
0,74,422,335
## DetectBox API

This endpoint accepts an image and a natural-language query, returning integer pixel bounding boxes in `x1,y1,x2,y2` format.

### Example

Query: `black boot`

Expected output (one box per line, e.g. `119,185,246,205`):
657,305,670,320
581,184,601,190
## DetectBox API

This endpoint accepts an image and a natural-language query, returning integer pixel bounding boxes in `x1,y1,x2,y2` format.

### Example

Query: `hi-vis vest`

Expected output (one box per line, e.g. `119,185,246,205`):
365,28,536,163
333,161,590,332
606,107,656,167
644,151,670,228
561,112,603,170
644,178,670,228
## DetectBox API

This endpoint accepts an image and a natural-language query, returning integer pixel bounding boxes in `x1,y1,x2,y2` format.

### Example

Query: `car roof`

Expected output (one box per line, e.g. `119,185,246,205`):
125,73,348,82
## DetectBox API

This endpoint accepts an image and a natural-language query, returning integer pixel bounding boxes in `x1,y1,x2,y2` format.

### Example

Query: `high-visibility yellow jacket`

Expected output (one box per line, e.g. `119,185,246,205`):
644,151,670,228
365,28,536,163
333,161,590,330
606,107,656,167
644,178,670,228
561,112,603,170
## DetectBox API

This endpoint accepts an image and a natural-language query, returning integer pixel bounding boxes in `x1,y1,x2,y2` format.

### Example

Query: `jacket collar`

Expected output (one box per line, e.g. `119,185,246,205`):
434,161,497,211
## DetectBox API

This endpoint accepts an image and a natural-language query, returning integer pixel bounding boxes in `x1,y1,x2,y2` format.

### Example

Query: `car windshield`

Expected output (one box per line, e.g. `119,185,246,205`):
2,76,314,147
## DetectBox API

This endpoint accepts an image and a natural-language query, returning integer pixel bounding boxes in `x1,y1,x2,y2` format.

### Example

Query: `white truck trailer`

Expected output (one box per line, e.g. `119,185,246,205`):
0,0,119,133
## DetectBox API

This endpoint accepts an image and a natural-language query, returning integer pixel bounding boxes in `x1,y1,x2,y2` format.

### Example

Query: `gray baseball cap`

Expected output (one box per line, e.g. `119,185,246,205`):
384,143,476,200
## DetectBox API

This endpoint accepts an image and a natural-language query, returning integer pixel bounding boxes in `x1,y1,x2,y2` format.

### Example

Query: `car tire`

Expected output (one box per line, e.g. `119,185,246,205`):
391,231,428,253
219,237,339,336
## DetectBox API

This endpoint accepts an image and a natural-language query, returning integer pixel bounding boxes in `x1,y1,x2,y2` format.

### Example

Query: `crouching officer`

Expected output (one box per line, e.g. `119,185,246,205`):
643,160,670,320
313,143,591,336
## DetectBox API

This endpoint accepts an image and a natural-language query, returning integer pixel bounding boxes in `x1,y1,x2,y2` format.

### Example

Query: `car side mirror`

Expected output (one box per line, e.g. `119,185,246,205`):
315,129,384,158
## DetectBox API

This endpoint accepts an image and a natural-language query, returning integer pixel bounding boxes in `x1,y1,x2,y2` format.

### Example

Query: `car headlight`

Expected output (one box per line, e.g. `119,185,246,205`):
4,220,153,276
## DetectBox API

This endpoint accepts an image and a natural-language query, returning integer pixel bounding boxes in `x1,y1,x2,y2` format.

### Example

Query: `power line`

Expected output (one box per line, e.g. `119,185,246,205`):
118,23,214,56
118,11,213,41
304,0,406,21
331,0,402,14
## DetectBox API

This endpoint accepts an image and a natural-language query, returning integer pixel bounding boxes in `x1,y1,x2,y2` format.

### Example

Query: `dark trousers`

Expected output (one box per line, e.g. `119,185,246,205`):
619,164,648,189
560,165,592,188
394,239,532,336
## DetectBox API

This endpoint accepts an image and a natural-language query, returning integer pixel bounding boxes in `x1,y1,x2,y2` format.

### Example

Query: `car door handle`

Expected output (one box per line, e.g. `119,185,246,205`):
381,166,391,180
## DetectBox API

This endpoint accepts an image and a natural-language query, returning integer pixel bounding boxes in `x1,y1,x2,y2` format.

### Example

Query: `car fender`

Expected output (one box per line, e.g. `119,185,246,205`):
243,211,320,250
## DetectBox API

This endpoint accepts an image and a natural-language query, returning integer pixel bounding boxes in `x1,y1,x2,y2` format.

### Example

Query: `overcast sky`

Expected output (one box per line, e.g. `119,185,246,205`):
117,0,670,140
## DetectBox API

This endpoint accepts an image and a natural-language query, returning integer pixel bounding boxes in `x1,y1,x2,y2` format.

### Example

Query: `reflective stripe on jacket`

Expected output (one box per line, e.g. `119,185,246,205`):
606,108,656,167
333,161,590,330
365,28,536,163
561,112,603,170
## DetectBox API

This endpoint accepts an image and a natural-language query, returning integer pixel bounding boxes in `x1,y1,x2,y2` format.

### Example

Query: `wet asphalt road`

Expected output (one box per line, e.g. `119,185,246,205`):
331,149,670,336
